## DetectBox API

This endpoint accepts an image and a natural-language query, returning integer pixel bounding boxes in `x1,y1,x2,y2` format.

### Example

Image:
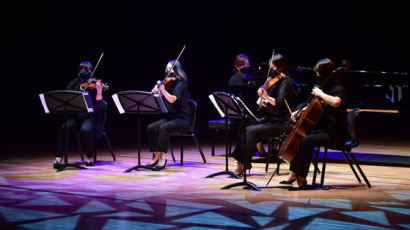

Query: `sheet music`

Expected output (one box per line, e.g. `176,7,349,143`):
112,93,125,114
209,94,225,118
82,92,94,113
39,93,50,113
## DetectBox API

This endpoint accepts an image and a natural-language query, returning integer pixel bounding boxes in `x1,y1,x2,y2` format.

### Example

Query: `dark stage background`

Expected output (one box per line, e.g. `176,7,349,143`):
3,1,410,156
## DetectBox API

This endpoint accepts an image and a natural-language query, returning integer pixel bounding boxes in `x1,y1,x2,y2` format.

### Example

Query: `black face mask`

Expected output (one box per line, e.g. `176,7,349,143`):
79,72,91,80
240,66,251,75
165,70,177,78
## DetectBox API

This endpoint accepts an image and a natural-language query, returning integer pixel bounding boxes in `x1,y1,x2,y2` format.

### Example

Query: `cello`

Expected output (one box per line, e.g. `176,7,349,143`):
278,67,342,163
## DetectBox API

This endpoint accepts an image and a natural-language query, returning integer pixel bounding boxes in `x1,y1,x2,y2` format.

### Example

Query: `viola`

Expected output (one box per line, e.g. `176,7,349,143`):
80,78,109,91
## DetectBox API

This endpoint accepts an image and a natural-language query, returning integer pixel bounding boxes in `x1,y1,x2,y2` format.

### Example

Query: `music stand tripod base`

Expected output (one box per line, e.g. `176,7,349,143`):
112,91,168,173
57,164,87,172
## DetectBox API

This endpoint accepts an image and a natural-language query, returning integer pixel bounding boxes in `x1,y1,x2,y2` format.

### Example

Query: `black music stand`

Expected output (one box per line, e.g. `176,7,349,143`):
112,90,167,172
205,92,241,179
206,92,260,191
39,90,93,172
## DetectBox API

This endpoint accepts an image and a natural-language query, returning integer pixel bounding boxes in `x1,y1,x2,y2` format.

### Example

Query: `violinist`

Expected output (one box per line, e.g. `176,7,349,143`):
146,60,191,170
53,61,105,168
231,54,296,175
285,58,347,189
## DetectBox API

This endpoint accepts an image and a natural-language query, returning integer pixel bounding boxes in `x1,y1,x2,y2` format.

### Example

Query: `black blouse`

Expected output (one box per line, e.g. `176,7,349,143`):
164,80,191,119
265,76,295,122
316,83,348,141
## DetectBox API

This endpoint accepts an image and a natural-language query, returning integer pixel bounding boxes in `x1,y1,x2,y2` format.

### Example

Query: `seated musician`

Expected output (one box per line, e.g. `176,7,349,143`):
54,61,104,168
228,53,266,156
231,54,296,175
285,58,347,189
146,60,191,170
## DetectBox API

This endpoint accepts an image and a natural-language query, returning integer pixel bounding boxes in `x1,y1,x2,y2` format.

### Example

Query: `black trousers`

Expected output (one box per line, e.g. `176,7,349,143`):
290,130,331,178
147,117,191,153
57,117,95,158
232,121,289,168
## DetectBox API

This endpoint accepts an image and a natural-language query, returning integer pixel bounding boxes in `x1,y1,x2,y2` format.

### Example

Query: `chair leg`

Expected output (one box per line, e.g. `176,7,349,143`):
211,137,216,157
77,133,84,162
265,141,272,173
320,148,328,189
103,133,116,162
312,148,319,185
341,150,361,183
348,151,372,188
169,139,176,163
192,135,206,164
312,150,321,175
180,137,184,166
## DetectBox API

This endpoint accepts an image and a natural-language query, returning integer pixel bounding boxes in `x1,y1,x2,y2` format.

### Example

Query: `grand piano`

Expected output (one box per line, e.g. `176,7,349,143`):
289,67,409,114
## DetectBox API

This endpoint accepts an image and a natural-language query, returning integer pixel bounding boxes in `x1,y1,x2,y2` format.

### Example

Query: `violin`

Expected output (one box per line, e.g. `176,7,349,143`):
259,70,286,93
80,78,109,91
161,74,182,88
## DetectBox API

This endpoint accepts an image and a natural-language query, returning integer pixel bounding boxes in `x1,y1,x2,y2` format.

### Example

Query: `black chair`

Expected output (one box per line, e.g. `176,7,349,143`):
169,99,207,166
208,119,235,156
77,100,116,164
312,108,371,189
265,134,321,173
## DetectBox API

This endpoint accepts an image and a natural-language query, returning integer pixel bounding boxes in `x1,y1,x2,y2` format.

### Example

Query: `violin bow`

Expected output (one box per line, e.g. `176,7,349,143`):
266,48,275,80
164,44,186,80
82,51,104,92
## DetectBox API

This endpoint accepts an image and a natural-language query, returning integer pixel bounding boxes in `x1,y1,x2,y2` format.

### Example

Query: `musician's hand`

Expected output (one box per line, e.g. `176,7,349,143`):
312,87,324,98
95,79,103,94
152,84,160,93
258,88,268,99
290,110,298,122
158,81,165,92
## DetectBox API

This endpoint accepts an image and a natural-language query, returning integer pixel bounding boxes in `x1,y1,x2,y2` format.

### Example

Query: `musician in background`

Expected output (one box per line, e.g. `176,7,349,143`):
146,60,191,170
227,53,265,156
54,61,104,168
231,54,296,175
286,58,347,188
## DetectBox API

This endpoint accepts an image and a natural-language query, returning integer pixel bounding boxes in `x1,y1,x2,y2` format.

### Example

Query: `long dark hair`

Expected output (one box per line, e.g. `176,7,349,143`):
314,58,345,88
168,60,188,81
313,58,336,84
270,54,289,75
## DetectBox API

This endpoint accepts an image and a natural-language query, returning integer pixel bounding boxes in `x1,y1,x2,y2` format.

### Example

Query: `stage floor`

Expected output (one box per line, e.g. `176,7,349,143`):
0,144,409,229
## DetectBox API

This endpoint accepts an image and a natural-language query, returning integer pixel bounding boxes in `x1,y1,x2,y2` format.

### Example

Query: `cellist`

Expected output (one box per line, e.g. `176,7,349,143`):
231,54,297,175
284,58,347,189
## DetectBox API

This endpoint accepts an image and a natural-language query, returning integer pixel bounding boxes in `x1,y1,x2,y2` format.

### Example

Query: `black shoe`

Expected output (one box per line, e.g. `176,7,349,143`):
53,159,62,169
146,159,159,167
279,179,296,184
86,161,93,167
155,159,167,170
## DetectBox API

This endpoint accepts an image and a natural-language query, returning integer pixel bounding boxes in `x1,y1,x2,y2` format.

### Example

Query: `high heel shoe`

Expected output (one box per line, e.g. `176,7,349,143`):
146,159,159,167
289,175,307,191
280,172,297,184
155,159,167,170
53,159,62,169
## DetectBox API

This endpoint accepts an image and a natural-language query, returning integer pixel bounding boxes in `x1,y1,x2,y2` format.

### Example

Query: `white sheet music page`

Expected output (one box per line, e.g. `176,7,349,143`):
208,94,225,118
235,96,259,122
112,94,125,114
39,93,50,113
